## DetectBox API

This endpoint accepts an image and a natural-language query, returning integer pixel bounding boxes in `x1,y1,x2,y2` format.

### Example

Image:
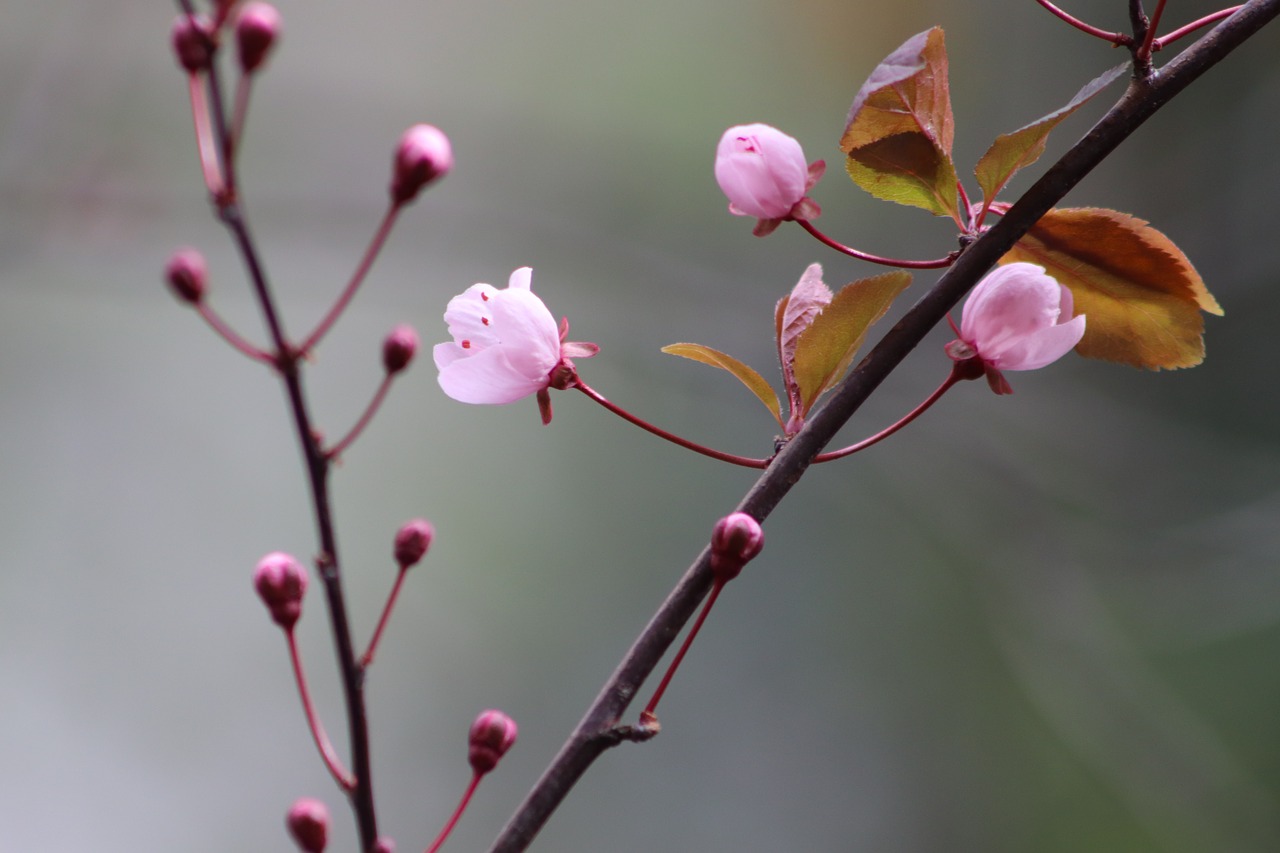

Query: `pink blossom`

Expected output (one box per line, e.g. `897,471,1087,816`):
434,268,597,420
715,124,822,235
947,262,1086,394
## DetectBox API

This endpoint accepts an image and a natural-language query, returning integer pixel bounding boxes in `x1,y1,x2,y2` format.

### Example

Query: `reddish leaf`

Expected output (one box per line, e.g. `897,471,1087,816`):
662,342,783,427
1001,208,1222,369
792,271,912,416
839,28,960,221
975,64,1126,213
775,263,832,422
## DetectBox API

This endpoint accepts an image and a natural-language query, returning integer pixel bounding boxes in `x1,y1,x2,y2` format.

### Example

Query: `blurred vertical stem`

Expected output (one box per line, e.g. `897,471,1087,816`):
488,2,1280,849
173,2,379,847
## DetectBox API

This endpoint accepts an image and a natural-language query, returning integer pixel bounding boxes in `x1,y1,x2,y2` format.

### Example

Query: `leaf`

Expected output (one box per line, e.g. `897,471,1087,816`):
975,63,1126,210
792,271,912,415
1000,208,1223,369
662,342,784,427
775,263,832,419
839,27,959,220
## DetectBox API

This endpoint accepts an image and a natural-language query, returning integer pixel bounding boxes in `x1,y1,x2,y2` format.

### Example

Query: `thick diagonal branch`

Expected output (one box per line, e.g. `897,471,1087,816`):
489,3,1280,849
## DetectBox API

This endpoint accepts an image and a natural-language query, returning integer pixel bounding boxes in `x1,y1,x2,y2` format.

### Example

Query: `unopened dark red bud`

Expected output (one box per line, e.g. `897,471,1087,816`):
468,709,518,775
171,14,214,73
393,519,434,568
709,512,764,582
164,247,207,304
390,124,453,204
254,551,308,629
382,324,419,375
236,3,282,73
285,798,329,853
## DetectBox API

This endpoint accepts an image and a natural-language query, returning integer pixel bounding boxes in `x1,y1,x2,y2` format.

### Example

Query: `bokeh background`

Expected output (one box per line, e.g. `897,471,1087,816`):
3,1,1280,851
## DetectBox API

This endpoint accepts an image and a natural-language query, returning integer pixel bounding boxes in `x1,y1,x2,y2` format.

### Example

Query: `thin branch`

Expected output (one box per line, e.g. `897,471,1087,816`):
487,2,1280,848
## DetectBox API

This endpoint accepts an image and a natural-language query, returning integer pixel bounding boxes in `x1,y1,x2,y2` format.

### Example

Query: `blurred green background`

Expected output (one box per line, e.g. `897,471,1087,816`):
2,1,1280,851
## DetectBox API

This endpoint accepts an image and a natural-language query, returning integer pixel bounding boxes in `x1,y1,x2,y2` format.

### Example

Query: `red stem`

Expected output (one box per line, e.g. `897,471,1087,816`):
187,75,223,196
425,773,482,853
1155,6,1244,48
642,580,724,718
360,566,408,669
196,303,275,364
1034,0,1131,43
287,629,357,791
326,373,395,461
797,220,956,269
1138,0,1169,60
300,204,401,355
572,379,770,469
812,369,960,463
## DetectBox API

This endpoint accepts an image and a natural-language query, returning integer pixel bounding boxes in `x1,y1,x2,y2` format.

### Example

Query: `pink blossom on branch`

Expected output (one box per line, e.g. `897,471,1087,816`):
433,267,597,423
945,262,1086,394
714,123,824,236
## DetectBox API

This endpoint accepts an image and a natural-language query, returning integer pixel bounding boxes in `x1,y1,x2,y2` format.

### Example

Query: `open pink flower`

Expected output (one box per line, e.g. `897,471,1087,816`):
434,267,597,422
946,262,1086,394
715,124,823,236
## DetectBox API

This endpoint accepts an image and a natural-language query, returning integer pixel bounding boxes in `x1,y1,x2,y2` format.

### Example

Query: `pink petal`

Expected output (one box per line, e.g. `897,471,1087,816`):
992,314,1086,371
437,346,547,404
714,124,808,220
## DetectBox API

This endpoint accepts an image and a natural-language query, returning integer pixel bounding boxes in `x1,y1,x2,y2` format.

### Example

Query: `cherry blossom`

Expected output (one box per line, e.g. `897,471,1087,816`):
946,262,1086,394
434,267,597,422
714,123,823,236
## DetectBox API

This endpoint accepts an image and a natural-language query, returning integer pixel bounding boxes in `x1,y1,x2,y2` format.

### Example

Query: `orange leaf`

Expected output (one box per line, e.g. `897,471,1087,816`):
662,343,783,428
1001,208,1222,369
839,27,960,220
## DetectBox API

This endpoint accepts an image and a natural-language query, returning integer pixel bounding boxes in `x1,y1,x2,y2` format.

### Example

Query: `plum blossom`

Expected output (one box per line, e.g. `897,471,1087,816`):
946,262,1086,395
714,123,823,236
434,267,597,422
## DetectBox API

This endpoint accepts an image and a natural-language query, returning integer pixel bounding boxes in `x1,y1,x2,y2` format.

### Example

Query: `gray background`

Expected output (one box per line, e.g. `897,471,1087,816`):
2,1,1280,851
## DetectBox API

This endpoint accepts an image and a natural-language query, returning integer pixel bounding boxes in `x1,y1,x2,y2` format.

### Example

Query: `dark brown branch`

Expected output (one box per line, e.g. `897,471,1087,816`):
488,2,1280,849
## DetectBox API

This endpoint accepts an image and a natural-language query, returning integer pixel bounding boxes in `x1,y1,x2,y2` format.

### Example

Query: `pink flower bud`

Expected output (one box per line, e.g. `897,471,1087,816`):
372,839,396,853
235,3,282,74
171,14,214,73
254,552,308,629
393,518,434,568
285,798,329,853
468,709,518,775
709,512,764,582
164,248,207,304
715,124,810,222
382,324,419,375
391,124,454,205
947,262,1086,395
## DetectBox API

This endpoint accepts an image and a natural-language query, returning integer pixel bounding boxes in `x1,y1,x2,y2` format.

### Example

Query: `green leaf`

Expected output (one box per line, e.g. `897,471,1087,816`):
1001,207,1222,369
975,63,1126,211
792,271,912,415
839,27,960,220
662,342,783,427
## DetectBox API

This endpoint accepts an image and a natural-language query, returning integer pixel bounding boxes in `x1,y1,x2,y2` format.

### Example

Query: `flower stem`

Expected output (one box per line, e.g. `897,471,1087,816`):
812,368,960,463
1034,0,1130,44
287,628,357,792
572,379,770,469
360,566,408,669
300,204,401,355
1155,6,1244,48
641,580,724,720
326,373,394,461
797,220,956,269
196,303,275,364
187,74,223,197
425,773,482,853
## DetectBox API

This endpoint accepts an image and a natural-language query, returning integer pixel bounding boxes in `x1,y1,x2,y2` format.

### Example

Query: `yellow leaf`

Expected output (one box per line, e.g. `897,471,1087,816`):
1001,208,1222,369
662,343,783,427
